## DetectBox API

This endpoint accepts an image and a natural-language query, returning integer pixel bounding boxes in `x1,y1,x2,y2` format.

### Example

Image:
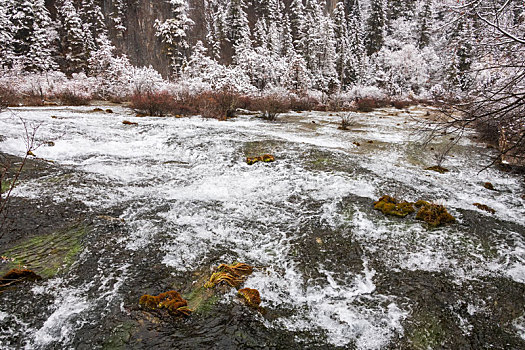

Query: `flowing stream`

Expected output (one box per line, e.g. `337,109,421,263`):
0,106,524,349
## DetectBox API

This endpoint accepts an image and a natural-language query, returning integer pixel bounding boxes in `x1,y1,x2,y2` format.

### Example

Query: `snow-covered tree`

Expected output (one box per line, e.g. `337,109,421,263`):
364,0,385,56
417,0,432,48
333,2,353,87
281,14,295,57
56,0,90,75
288,0,305,52
447,17,474,91
16,0,57,72
345,0,364,83
253,18,268,49
225,0,250,50
0,0,14,68
111,0,126,35
285,53,311,92
80,0,106,43
155,0,194,77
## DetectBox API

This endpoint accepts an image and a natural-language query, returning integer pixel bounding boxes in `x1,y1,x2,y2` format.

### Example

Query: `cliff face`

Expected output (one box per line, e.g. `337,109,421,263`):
104,0,172,76
46,0,338,76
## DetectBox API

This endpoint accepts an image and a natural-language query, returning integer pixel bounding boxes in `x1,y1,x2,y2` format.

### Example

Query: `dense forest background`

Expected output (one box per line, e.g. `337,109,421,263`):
0,0,522,96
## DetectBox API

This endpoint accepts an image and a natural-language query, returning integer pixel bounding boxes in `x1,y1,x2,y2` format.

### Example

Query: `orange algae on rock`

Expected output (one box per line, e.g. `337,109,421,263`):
238,288,261,308
204,272,243,289
473,203,496,214
374,195,415,217
204,262,254,289
416,203,455,226
246,154,275,165
139,290,191,317
217,262,254,276
0,268,42,286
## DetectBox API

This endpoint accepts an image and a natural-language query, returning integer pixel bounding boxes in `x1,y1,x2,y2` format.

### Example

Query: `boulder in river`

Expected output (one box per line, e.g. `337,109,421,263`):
374,195,415,217
238,288,261,309
139,290,191,317
425,165,449,174
416,203,455,226
473,203,496,214
246,154,275,165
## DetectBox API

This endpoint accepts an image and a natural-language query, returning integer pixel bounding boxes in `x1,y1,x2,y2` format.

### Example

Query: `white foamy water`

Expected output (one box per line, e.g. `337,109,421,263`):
1,106,524,349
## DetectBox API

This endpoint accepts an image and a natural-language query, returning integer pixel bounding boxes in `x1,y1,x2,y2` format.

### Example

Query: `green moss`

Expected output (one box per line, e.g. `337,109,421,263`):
1,179,14,194
407,313,445,350
0,222,88,278
102,322,135,350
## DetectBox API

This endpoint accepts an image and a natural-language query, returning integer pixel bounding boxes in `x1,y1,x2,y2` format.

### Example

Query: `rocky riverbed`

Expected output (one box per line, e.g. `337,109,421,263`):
0,105,524,349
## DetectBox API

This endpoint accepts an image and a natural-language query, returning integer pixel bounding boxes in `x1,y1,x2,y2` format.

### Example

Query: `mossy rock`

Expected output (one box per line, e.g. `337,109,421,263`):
406,312,446,349
1,179,14,194
102,322,135,350
184,263,255,314
416,203,455,227
0,222,88,278
246,154,275,165
425,165,449,174
473,203,496,214
374,195,415,217
242,140,283,158
139,290,191,317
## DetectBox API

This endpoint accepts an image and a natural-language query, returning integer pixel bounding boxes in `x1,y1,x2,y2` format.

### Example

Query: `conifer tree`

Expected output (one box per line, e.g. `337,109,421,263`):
80,0,106,43
288,0,305,52
281,14,295,57
253,18,268,49
11,0,56,71
417,0,432,49
345,0,363,83
447,17,473,92
333,2,351,86
0,0,14,68
268,22,282,56
56,0,89,75
225,0,250,49
364,0,385,56
155,0,194,76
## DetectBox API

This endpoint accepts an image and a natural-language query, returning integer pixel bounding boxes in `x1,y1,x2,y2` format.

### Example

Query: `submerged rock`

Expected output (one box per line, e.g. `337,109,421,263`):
374,195,415,217
473,203,496,214
484,182,496,191
122,120,139,126
416,203,455,226
246,154,275,165
139,290,191,317
238,288,261,308
425,165,449,174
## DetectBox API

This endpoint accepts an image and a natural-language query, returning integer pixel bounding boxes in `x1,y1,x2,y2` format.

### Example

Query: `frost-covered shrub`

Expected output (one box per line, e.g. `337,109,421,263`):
54,89,92,105
130,66,165,95
194,89,240,120
370,44,439,96
130,91,195,116
251,95,289,120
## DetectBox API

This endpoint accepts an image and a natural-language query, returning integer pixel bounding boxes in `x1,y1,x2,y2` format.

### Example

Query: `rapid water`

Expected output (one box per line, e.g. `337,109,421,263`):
0,106,524,349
